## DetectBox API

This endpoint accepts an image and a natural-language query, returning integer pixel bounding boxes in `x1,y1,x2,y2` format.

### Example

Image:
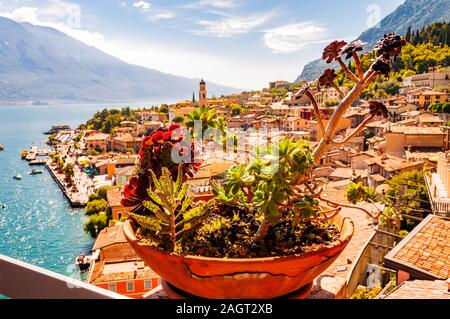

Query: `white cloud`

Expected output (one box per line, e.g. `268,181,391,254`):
0,1,252,88
133,1,151,12
262,22,328,53
0,2,104,47
118,1,127,8
190,12,273,38
149,11,176,21
186,0,237,9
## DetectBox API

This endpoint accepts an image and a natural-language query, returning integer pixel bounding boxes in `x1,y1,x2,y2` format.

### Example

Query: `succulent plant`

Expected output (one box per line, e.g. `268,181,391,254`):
368,101,389,118
374,32,407,61
318,69,338,87
129,165,207,252
294,80,316,100
340,40,366,60
322,40,347,63
371,57,391,76
121,123,202,213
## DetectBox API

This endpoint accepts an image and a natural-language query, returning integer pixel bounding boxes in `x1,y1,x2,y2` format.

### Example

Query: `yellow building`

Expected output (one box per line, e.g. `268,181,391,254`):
410,90,447,108
85,133,110,152
385,126,445,156
279,117,307,131
111,134,142,153
269,102,290,116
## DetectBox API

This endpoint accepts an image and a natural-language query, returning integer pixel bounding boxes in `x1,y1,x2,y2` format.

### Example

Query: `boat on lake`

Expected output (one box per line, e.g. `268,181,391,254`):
13,174,22,180
29,160,47,166
28,169,43,175
0,145,4,151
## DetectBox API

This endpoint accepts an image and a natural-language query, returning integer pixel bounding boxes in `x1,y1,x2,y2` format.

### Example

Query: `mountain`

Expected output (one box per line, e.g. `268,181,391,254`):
295,0,450,82
0,17,240,105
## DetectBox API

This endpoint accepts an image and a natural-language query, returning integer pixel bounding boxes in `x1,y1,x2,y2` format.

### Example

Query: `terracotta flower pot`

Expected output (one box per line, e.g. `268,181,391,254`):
123,214,354,299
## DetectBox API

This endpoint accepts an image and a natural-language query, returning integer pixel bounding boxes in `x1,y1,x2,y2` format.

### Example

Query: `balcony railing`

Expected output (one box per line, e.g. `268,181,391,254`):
424,172,450,218
0,254,129,299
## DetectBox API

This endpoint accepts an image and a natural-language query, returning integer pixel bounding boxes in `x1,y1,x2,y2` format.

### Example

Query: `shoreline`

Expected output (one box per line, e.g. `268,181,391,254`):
45,161,86,208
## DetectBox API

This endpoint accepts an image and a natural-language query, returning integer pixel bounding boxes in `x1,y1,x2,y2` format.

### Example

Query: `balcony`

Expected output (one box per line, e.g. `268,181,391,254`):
424,172,450,218
0,254,129,299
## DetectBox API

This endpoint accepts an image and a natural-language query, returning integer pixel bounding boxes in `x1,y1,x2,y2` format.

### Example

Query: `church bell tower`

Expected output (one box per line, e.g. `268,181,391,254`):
199,78,207,106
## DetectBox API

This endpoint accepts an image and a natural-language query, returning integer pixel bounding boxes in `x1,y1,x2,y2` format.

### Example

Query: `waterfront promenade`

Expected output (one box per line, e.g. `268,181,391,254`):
46,136,94,207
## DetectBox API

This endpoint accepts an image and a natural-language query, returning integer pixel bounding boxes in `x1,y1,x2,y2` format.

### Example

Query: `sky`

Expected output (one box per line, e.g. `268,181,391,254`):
0,0,406,90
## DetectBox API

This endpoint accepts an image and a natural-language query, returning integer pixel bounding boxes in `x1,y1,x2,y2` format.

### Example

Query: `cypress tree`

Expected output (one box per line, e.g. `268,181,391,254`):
445,28,449,46
405,25,412,42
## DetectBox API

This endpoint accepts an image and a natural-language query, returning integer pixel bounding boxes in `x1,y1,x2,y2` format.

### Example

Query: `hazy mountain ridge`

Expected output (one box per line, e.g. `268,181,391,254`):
0,17,240,105
295,0,450,82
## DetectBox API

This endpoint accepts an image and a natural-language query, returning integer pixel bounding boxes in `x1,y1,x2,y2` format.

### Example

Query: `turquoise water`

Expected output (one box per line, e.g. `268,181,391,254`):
0,102,168,283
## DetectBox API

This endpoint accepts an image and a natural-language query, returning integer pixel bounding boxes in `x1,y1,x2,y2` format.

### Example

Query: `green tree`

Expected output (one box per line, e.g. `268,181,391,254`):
159,104,169,113
97,186,113,200
84,199,108,216
84,212,108,238
384,170,431,231
405,25,412,43
172,116,184,124
186,106,217,137
231,104,242,116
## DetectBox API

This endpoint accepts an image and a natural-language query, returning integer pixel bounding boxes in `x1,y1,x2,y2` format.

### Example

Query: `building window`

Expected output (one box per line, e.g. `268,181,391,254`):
127,282,135,292
108,283,116,292
144,280,152,290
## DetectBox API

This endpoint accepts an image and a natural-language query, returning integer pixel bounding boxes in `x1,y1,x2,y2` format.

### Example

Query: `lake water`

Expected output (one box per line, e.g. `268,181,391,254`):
0,102,168,287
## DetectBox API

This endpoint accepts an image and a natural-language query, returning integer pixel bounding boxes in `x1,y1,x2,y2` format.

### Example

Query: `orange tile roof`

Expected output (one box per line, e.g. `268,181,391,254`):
383,280,450,299
385,215,450,280
106,187,125,207
89,260,159,284
93,223,128,251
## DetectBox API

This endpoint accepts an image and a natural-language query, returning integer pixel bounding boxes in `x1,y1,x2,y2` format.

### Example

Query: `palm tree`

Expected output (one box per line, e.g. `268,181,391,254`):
213,116,227,135
186,106,217,138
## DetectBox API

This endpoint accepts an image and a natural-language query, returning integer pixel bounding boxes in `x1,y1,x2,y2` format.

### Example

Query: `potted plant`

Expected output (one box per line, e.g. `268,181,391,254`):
122,33,406,299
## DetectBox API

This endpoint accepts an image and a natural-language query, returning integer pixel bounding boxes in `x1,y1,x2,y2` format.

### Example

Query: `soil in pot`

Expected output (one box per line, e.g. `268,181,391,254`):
137,200,341,259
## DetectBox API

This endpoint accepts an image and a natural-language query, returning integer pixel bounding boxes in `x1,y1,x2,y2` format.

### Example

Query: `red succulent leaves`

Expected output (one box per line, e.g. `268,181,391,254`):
121,123,200,211
369,101,389,118
322,40,347,63
375,33,406,61
371,57,391,76
340,40,366,60
318,69,337,87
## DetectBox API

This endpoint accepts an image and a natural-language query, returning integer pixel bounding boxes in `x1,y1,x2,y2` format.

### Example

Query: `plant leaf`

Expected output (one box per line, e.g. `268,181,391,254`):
130,213,162,232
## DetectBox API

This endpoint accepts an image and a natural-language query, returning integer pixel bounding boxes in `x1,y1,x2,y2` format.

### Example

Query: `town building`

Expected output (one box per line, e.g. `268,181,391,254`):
86,223,160,298
408,90,448,108
137,121,163,135
115,166,135,187
279,117,307,131
106,187,131,221
405,71,450,90
383,279,450,299
111,134,143,153
384,214,450,284
85,133,110,153
384,126,445,156
314,87,348,106
365,153,423,181
269,102,290,116
169,106,198,123
269,80,289,89
135,111,166,122
424,152,450,217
